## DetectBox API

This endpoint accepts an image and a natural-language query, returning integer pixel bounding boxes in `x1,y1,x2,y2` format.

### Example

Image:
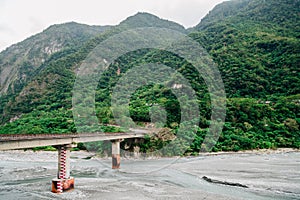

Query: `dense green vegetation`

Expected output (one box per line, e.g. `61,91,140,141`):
133,95,300,155
191,0,300,98
0,0,299,155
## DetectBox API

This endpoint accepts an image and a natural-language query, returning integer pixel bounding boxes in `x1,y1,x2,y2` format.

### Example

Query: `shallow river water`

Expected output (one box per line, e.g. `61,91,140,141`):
0,150,299,199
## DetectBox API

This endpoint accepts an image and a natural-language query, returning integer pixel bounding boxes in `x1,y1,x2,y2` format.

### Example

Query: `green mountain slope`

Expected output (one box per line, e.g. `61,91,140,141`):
190,0,300,98
0,22,109,96
186,0,300,152
0,13,186,124
0,5,299,154
119,12,186,32
197,0,299,35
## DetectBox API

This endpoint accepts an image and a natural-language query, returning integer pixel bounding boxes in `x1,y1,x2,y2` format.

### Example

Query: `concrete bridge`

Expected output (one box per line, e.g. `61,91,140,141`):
0,129,150,193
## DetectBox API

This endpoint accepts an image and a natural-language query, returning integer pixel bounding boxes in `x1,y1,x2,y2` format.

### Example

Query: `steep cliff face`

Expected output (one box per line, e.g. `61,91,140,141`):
0,22,108,95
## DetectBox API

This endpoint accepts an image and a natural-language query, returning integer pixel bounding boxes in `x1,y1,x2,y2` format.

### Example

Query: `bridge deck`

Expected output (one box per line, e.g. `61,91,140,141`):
0,129,151,151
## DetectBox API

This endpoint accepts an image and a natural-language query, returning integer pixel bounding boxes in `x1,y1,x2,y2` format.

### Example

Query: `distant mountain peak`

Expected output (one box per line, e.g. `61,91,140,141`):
119,12,186,32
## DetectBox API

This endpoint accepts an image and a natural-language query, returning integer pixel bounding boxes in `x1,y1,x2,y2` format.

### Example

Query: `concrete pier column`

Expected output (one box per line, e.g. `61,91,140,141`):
52,144,76,193
111,139,123,169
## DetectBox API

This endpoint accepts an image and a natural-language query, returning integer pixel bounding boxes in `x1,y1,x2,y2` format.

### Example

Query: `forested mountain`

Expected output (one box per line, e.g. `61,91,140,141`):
0,1,299,154
191,0,300,97
0,22,109,95
119,12,186,32
196,0,299,34
0,13,186,124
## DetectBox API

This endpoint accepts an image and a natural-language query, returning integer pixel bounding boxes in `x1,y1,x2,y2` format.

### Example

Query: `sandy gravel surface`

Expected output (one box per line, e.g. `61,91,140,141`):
0,149,299,200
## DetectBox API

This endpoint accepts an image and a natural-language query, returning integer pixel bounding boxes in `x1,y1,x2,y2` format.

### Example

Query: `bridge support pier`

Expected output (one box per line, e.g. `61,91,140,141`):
111,139,123,169
52,144,76,193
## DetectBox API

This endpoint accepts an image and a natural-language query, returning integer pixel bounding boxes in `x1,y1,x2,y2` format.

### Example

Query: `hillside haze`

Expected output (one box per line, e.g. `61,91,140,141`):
0,1,299,153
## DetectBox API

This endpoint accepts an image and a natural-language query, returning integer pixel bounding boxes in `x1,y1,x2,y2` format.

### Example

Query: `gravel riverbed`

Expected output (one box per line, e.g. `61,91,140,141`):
0,149,299,200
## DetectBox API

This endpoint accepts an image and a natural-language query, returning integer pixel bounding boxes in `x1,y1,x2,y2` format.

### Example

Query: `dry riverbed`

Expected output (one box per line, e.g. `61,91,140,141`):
0,149,299,199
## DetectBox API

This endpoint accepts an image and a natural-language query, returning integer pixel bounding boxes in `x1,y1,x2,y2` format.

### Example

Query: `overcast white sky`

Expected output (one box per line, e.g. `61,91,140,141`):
0,0,226,51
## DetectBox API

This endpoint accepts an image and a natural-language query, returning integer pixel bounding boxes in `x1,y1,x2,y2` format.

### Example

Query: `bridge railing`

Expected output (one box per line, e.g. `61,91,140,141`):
0,130,153,141
0,133,80,141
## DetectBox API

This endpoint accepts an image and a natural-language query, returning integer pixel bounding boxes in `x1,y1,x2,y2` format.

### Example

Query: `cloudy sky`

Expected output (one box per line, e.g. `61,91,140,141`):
0,0,226,51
